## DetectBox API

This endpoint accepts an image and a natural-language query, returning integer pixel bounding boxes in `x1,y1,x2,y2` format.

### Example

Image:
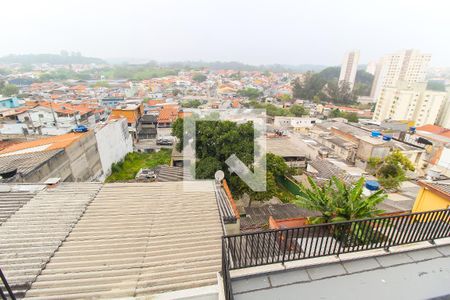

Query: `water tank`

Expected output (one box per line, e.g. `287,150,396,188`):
410,126,416,133
371,131,381,138
382,135,392,141
365,180,380,191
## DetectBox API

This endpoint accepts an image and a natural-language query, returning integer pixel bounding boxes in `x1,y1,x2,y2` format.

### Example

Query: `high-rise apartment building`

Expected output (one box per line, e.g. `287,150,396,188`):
373,81,447,127
370,49,431,101
338,51,360,91
437,88,450,128
365,61,377,75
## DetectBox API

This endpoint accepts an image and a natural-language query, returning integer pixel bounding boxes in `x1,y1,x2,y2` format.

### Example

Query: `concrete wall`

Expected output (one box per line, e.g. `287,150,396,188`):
95,119,133,181
20,150,72,183
65,131,103,181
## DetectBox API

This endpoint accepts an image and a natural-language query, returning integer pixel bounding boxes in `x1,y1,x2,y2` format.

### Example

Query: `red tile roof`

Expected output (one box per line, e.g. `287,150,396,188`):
416,124,450,138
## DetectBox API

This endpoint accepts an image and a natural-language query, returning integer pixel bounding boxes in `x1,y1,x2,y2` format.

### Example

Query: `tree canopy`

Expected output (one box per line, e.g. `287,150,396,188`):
171,118,291,203
295,176,386,224
292,68,374,104
237,87,262,99
192,73,207,83
367,150,415,190
0,84,19,97
329,109,359,122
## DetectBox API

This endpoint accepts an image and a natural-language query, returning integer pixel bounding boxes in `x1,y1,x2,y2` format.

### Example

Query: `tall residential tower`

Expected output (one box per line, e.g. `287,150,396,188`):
338,50,360,91
370,49,431,101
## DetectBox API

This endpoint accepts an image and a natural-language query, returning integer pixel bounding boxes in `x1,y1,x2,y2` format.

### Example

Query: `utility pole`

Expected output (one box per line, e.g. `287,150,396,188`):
49,99,59,129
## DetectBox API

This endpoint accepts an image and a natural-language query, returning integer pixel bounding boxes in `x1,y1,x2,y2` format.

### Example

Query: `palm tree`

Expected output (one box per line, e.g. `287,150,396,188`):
295,176,388,246
295,176,386,224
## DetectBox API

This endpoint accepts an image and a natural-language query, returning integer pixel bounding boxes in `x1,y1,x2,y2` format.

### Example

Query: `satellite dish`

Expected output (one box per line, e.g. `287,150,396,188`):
214,170,225,182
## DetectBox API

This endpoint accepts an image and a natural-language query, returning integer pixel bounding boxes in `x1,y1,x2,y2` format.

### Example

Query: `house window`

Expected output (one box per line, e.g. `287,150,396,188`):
38,114,44,118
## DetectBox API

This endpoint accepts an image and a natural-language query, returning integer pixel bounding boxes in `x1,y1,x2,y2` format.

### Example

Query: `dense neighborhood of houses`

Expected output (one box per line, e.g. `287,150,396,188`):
0,50,449,300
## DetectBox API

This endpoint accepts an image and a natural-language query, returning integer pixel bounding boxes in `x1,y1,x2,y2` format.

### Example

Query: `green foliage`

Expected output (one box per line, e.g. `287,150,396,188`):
192,73,207,83
295,177,386,223
1,84,19,96
427,80,446,92
106,150,171,182
100,66,178,80
92,81,110,88
368,150,415,190
38,69,88,81
181,99,202,108
171,117,291,203
289,104,308,117
248,101,308,117
292,69,374,104
196,157,223,179
328,109,359,122
229,72,241,80
237,88,262,99
292,72,326,100
278,94,292,103
0,68,11,76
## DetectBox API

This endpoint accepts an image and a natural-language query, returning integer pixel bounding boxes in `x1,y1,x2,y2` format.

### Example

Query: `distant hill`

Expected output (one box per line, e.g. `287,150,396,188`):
141,60,327,73
0,54,107,65
318,66,374,85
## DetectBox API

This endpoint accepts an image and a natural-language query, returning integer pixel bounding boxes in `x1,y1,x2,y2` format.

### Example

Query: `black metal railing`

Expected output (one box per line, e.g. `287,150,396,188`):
221,208,450,299
0,268,15,300
222,238,234,300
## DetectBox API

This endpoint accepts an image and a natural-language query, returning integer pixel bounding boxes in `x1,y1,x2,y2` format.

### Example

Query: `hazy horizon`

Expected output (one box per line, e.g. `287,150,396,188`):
1,0,450,67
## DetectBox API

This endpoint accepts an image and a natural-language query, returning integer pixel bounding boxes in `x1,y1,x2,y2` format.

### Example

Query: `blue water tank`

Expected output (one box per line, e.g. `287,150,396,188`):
371,131,381,137
410,126,416,133
365,180,380,191
382,135,392,141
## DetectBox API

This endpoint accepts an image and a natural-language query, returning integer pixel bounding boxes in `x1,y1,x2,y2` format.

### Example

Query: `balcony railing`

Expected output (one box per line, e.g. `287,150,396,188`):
222,208,450,299
0,268,15,300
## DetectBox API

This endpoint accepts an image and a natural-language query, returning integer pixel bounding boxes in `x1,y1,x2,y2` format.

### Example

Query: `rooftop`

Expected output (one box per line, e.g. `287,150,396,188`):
0,181,223,299
0,150,63,180
0,132,87,156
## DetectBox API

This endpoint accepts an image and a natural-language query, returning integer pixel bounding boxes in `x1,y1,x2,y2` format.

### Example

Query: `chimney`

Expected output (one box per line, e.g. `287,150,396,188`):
44,177,61,188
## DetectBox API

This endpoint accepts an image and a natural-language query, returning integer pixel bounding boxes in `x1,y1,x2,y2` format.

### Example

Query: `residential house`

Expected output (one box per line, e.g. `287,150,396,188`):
157,105,179,128
109,102,144,140
412,180,450,212
0,97,21,109
273,116,318,132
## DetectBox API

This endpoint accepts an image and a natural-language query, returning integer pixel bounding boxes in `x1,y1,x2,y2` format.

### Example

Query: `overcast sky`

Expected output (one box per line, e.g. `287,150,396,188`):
1,0,449,66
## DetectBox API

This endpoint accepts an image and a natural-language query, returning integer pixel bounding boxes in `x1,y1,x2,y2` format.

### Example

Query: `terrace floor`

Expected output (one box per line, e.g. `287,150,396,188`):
232,240,450,300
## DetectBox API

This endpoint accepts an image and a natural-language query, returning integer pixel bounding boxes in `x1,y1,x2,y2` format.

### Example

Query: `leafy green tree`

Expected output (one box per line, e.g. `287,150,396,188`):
181,99,202,108
328,109,358,122
278,94,292,103
172,118,291,204
427,80,446,92
192,73,207,83
344,112,359,122
172,88,182,96
196,157,223,179
289,104,308,117
238,88,262,99
292,69,373,103
368,150,415,190
295,176,386,224
1,84,19,96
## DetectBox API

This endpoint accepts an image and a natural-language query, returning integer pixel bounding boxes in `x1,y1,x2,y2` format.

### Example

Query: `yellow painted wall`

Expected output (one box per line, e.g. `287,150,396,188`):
412,187,450,213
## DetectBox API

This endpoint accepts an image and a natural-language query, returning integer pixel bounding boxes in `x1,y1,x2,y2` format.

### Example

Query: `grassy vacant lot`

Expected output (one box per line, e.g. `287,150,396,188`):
106,149,171,182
